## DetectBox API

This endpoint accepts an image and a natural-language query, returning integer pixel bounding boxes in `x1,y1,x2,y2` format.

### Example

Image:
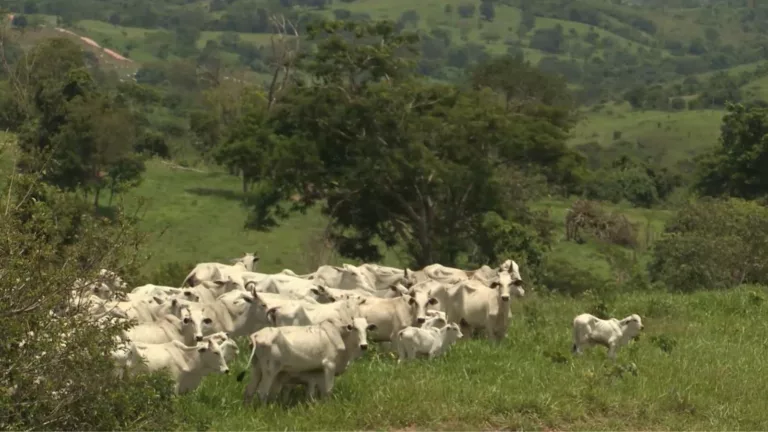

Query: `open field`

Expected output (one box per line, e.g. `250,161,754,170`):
112,159,768,431
178,285,768,430
570,103,724,165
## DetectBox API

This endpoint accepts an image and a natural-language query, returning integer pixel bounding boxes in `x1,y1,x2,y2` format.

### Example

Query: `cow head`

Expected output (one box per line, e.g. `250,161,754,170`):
181,290,201,303
339,264,376,292
205,276,241,297
423,310,447,329
387,283,409,298
308,285,336,303
619,314,644,339
490,270,525,302
231,252,260,272
405,290,439,325
204,332,239,363
350,316,377,352
232,292,271,336
197,338,230,374
444,322,464,342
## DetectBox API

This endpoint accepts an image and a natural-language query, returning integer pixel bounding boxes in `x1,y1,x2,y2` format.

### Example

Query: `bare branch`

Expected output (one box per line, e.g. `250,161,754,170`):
266,14,300,111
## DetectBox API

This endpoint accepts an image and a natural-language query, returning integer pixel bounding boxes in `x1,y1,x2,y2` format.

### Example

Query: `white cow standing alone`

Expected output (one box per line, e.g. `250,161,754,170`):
571,313,644,360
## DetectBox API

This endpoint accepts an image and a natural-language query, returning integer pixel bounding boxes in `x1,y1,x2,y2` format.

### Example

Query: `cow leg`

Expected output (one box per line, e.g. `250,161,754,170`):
321,359,336,398
607,343,617,361
243,366,261,406
257,363,278,404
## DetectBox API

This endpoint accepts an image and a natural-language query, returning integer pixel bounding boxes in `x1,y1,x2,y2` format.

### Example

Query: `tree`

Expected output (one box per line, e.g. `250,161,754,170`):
0,149,183,432
479,0,495,21
12,38,144,205
695,103,768,199
245,20,564,267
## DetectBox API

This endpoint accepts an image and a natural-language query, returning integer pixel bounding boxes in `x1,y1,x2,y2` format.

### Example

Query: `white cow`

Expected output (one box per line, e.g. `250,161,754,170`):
265,298,367,327
308,264,376,292
396,322,464,361
357,264,413,291
572,313,644,360
408,264,471,285
442,270,525,342
358,290,438,342
182,252,260,286
130,338,230,394
241,317,370,404
123,309,201,346
248,275,337,303
253,316,376,401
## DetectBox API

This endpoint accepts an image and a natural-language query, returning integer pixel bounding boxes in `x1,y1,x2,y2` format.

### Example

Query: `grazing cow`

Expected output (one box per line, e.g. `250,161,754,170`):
396,322,464,362
123,309,201,346
572,313,644,360
130,338,230,394
248,275,337,303
308,264,376,292
444,270,525,342
241,317,367,404
182,252,260,286
359,290,438,342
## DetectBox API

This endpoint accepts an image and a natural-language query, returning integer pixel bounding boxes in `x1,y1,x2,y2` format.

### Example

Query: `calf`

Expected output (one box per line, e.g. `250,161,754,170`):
396,322,464,362
572,313,644,360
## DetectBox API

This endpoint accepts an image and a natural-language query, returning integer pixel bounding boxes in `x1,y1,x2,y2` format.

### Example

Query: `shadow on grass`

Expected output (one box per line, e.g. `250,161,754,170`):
186,187,248,202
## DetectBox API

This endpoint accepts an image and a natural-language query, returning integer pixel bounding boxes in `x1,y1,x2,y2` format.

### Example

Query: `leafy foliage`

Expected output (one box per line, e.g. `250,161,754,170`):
650,198,768,292
0,174,182,430
696,102,768,200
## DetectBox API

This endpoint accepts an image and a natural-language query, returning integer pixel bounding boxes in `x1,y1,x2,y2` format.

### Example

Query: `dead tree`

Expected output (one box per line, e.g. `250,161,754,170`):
266,14,300,111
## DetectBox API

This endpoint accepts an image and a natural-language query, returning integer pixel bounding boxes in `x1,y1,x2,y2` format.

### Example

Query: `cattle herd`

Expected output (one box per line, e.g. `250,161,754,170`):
66,252,645,405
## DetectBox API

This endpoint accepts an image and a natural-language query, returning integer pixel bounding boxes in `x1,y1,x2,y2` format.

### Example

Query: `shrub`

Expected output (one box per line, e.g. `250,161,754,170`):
536,256,610,297
564,199,638,248
0,175,184,430
649,198,768,292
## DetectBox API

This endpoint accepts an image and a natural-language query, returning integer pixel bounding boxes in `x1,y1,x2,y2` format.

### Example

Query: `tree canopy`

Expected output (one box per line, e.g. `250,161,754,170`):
232,20,580,267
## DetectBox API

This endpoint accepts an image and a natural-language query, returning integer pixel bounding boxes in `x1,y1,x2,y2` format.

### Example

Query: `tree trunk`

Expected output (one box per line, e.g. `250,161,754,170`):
93,188,101,208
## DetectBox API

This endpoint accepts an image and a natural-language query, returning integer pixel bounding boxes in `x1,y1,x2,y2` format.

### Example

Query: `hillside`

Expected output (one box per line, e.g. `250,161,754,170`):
8,0,768,100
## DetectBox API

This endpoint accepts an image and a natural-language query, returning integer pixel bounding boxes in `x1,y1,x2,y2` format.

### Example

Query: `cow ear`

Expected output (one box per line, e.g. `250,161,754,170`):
153,296,164,304
266,307,279,325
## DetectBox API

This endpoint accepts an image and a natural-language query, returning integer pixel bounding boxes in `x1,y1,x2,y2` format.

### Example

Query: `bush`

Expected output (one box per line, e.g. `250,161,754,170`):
565,200,638,248
536,256,610,297
649,198,768,292
0,175,184,430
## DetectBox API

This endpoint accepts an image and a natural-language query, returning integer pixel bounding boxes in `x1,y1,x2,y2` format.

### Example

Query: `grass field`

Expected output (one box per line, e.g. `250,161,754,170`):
570,103,724,165
178,285,768,430
4,130,767,429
